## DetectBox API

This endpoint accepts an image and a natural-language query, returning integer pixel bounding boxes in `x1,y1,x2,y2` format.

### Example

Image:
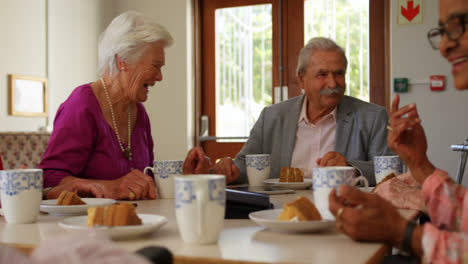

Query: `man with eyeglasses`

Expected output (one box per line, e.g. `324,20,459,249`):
328,0,468,262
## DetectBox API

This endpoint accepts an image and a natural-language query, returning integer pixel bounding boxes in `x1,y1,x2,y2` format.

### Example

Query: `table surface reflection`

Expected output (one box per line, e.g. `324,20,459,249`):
0,190,416,264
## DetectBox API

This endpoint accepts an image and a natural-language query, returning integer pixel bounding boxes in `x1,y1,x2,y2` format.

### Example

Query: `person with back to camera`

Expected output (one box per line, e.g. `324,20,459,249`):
328,0,468,262
39,11,211,200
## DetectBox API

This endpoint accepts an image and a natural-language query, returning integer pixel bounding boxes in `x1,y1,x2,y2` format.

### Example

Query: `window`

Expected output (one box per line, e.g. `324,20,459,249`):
215,5,273,138
197,0,388,161
304,0,369,101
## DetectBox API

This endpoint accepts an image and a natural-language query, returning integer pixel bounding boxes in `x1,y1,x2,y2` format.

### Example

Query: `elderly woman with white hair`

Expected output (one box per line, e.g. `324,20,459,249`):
39,11,211,200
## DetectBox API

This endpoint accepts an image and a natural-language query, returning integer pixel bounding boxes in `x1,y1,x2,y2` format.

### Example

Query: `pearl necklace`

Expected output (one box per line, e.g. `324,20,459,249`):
100,78,132,160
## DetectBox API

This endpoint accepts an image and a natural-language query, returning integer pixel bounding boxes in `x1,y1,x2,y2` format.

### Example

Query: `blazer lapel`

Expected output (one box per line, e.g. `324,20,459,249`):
335,96,353,154
281,95,304,167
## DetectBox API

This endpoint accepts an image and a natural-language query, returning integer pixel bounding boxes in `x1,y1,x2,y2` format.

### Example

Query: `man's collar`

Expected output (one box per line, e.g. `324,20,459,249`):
298,98,337,125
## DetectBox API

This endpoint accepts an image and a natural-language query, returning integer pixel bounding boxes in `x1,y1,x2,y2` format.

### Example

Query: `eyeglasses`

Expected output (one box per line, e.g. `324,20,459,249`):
427,13,468,50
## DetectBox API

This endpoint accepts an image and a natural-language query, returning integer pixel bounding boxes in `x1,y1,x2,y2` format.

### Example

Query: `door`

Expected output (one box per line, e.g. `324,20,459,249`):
199,0,388,163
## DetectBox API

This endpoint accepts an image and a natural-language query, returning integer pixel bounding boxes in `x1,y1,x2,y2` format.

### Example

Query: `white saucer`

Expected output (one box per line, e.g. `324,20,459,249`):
59,214,167,239
40,198,116,216
249,209,334,233
263,178,313,190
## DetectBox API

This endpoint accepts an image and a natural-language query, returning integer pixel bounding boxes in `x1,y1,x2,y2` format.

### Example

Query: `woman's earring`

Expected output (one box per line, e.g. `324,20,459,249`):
121,66,125,71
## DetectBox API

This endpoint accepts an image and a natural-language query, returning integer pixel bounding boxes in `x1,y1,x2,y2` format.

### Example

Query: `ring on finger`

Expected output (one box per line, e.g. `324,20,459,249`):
128,191,136,200
337,207,344,220
386,124,393,131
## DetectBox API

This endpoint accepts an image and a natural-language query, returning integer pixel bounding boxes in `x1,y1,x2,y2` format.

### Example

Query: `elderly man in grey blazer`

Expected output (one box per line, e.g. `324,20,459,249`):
213,37,392,186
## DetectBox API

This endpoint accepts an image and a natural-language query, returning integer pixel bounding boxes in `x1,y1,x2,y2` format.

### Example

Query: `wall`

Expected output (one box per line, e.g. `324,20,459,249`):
391,0,468,185
0,0,47,131
0,0,193,161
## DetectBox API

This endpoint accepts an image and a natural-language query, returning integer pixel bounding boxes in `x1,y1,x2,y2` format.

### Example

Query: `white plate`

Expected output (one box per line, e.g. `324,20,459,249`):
249,209,335,233
40,198,116,216
263,178,313,190
59,214,168,239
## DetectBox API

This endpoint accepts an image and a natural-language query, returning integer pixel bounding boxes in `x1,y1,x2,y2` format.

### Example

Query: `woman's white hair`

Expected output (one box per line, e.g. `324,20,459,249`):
296,37,348,77
98,11,174,77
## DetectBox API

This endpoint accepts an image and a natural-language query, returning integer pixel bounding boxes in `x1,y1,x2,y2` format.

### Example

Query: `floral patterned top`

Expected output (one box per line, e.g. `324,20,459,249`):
421,169,468,263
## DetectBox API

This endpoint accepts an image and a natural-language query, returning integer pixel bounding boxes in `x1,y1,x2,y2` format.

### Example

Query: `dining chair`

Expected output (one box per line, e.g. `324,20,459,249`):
451,139,468,184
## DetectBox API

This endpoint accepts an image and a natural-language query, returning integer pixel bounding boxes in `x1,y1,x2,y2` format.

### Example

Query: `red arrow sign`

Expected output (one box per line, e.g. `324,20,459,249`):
401,1,420,21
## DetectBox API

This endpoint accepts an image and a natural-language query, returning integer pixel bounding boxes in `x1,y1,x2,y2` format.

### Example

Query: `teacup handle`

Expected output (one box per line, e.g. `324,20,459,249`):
352,176,369,192
143,166,154,176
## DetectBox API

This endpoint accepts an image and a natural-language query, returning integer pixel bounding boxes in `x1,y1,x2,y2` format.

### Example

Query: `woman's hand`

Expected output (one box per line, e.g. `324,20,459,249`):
387,95,435,183
328,185,407,247
183,147,211,174
212,157,240,184
46,177,111,199
108,169,157,200
47,170,157,200
317,151,348,167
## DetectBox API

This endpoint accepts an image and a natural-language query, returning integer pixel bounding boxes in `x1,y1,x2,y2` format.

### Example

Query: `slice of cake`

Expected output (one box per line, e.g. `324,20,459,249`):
87,203,142,227
56,191,86,205
87,206,105,226
279,167,304,182
278,196,322,221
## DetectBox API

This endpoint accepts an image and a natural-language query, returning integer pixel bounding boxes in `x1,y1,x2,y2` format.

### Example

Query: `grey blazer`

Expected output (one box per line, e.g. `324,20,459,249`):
233,95,393,186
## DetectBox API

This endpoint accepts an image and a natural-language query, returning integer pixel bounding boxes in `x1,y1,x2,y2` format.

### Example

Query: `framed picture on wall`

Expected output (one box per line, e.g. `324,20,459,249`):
9,74,48,117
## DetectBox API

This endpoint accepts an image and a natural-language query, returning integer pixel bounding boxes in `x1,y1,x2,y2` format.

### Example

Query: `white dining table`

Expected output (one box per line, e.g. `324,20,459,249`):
0,190,417,264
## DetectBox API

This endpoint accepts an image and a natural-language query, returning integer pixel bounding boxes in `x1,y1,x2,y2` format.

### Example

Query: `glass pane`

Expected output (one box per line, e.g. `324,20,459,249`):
304,0,369,102
215,4,272,139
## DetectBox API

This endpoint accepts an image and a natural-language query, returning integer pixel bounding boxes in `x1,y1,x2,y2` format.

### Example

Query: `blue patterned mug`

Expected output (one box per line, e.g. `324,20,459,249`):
144,160,183,199
246,154,271,186
0,169,43,224
312,167,368,220
174,174,226,244
374,156,404,184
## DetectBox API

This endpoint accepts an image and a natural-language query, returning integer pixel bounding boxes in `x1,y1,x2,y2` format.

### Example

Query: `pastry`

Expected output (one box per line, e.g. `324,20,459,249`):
56,191,86,205
279,166,304,182
278,196,322,221
87,203,142,227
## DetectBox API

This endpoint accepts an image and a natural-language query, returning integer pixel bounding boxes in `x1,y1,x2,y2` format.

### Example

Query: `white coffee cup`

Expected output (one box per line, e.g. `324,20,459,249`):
144,160,183,199
0,169,43,224
246,154,271,186
312,166,368,220
174,174,226,244
374,156,404,184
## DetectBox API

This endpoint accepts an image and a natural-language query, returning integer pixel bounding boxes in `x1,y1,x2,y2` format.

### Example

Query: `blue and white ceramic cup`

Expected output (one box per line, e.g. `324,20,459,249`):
374,156,404,184
246,154,271,186
312,167,368,220
144,160,183,199
0,169,43,224
174,174,226,244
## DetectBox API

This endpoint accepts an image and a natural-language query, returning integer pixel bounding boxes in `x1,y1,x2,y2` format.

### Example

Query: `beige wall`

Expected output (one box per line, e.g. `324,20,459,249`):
0,0,47,131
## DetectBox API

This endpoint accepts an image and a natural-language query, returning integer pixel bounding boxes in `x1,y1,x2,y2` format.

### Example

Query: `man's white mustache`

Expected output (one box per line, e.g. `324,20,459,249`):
320,87,345,95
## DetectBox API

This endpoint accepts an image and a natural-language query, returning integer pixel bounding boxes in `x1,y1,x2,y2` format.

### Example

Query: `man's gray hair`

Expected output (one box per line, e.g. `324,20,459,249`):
296,37,348,77
98,11,174,77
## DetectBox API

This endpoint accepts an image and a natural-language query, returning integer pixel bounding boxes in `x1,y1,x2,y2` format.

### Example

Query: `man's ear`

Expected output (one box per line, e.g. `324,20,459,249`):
297,72,305,89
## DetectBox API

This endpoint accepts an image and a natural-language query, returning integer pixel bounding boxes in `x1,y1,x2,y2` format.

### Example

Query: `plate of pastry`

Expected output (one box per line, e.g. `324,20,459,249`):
59,203,167,239
264,166,312,190
40,191,116,216
249,196,334,233
263,178,313,190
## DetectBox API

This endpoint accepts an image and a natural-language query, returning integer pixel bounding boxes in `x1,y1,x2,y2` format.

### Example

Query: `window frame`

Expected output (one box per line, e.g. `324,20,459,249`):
193,0,390,148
